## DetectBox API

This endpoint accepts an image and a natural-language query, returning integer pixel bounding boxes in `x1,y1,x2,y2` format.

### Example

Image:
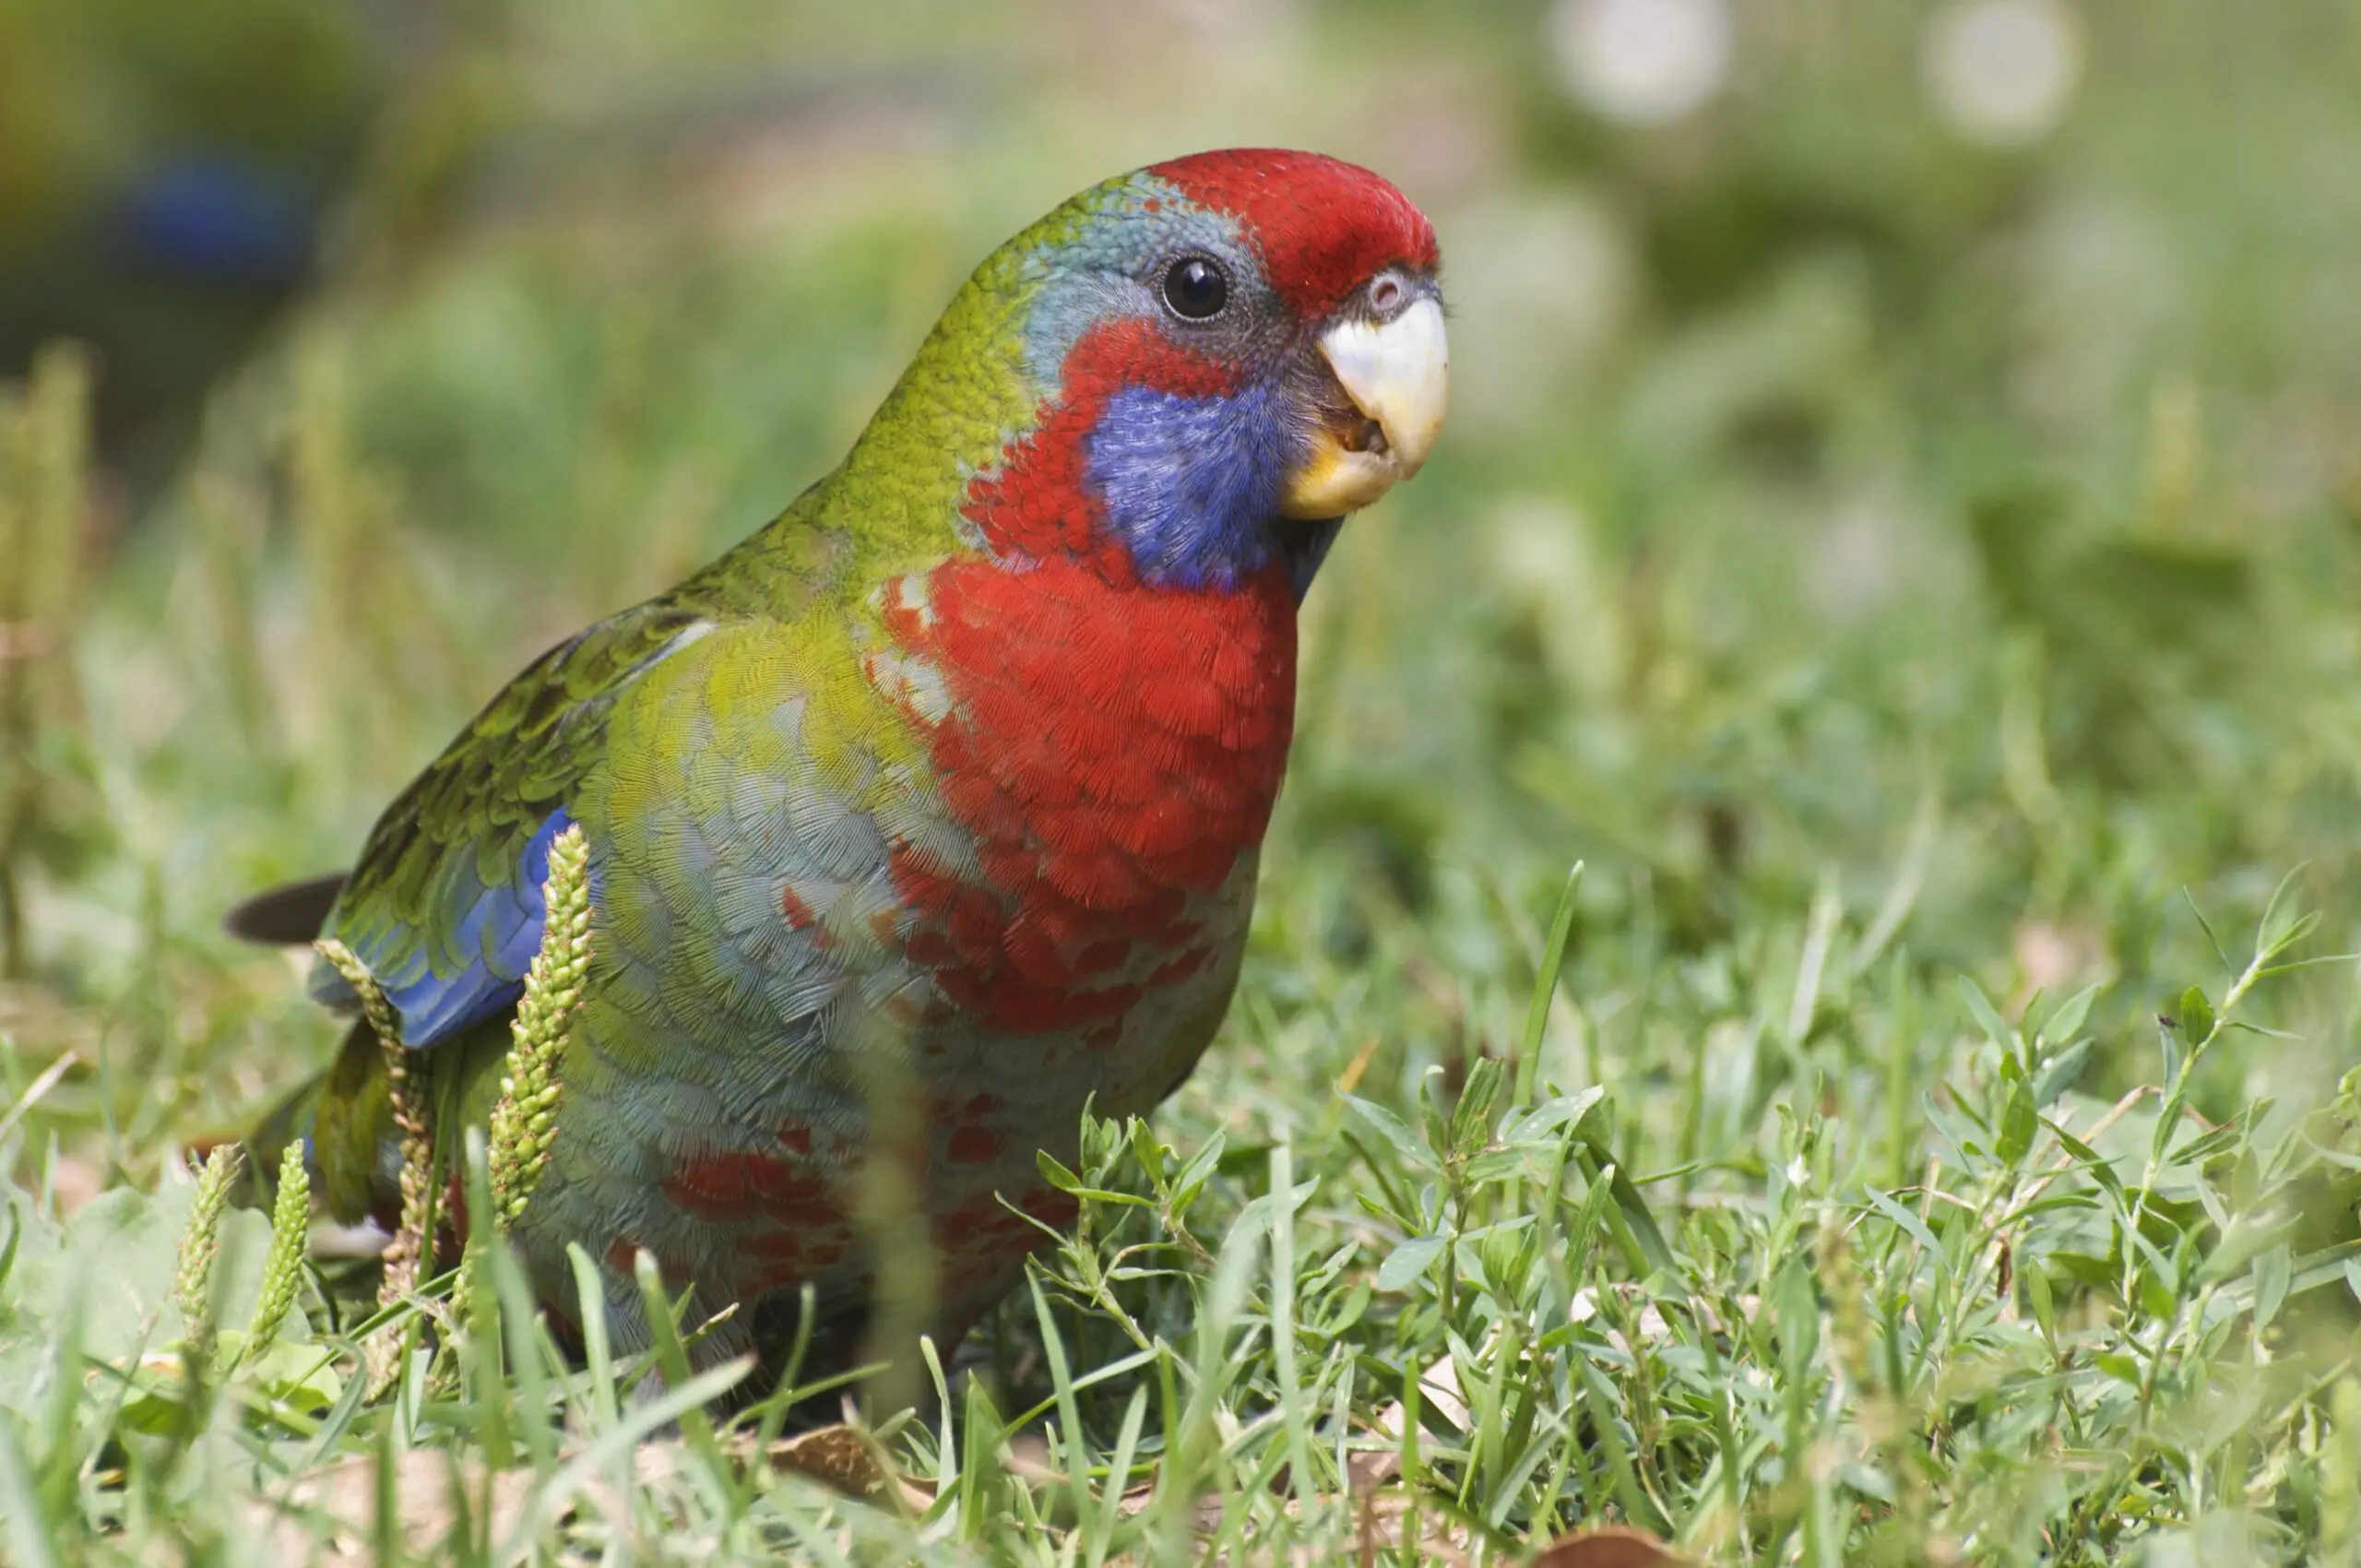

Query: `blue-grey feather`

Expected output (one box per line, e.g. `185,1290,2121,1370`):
1088,380,1310,590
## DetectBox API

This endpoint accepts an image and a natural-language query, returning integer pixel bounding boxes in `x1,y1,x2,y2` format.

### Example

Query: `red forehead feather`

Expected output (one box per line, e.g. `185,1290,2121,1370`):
1147,148,1439,318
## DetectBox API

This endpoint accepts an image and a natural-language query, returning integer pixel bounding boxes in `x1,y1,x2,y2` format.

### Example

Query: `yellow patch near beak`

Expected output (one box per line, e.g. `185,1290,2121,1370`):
1280,296,1450,519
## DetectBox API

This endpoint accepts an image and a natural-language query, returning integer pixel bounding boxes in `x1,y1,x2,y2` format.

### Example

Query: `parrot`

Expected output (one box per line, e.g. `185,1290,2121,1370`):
231,148,1449,1382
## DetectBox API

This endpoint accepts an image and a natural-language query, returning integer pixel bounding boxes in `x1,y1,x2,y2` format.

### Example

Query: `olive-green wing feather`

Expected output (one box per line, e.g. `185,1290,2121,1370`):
309,599,715,1046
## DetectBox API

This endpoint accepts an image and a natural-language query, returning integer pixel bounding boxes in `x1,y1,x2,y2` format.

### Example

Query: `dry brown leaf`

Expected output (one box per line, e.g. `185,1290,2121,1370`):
1355,1488,1476,1568
1103,1485,1477,1568
1570,1285,1675,1351
1372,1347,1472,1442
245,1450,533,1564
1346,1446,1403,1491
764,1422,931,1513
1350,1346,1478,1495
245,1424,936,1562
1529,1524,1691,1567
1003,1431,1058,1485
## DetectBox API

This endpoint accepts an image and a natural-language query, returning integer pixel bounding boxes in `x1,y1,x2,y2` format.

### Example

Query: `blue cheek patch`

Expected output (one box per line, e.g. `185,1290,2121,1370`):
1087,380,1309,590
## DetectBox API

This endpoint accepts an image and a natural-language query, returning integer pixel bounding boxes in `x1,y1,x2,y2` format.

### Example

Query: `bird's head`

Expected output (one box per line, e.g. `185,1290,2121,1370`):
848,148,1447,595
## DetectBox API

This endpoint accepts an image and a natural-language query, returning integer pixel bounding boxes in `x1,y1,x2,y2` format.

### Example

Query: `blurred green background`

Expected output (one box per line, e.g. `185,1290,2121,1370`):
6,0,2361,1191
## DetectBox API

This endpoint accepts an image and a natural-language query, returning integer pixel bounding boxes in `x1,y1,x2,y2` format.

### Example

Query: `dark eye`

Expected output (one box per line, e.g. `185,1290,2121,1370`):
1160,256,1229,320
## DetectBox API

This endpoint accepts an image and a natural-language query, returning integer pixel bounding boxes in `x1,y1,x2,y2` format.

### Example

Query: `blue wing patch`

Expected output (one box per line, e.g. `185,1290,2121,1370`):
309,807,576,1049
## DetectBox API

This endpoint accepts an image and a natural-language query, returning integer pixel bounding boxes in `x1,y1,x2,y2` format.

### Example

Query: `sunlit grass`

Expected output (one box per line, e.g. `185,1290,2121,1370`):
6,3,2361,1562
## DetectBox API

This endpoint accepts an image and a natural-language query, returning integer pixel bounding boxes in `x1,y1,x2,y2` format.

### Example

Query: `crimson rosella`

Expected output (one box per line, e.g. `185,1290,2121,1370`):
237,148,1449,1377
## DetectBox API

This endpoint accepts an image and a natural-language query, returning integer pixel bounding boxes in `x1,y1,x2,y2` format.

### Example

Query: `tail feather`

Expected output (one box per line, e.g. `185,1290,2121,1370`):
221,871,348,947
245,1017,402,1227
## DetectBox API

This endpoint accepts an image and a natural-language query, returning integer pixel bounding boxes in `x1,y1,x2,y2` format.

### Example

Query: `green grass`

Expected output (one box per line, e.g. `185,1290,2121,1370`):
6,2,2361,1562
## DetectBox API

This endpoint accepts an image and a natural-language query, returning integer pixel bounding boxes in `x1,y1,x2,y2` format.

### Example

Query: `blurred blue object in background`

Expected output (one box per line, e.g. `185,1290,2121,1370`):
0,0,420,496
116,154,321,286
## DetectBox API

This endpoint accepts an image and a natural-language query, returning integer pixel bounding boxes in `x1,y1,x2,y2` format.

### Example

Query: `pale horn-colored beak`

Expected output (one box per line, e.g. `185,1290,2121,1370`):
1279,293,1450,519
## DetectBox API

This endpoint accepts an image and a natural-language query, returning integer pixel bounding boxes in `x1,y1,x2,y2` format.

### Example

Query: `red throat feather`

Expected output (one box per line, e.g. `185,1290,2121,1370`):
883,558,1298,1035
